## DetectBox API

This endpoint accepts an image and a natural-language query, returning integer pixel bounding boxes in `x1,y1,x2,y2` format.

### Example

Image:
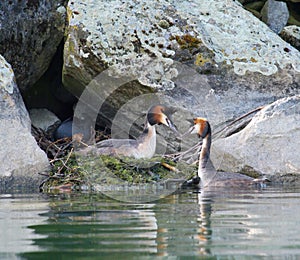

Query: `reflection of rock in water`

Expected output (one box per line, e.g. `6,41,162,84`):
35,195,160,254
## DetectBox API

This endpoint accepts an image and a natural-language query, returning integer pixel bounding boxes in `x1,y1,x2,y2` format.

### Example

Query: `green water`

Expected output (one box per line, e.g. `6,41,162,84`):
1,186,300,259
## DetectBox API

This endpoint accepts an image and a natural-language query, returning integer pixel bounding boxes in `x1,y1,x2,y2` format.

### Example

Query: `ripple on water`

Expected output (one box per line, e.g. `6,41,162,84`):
1,186,300,258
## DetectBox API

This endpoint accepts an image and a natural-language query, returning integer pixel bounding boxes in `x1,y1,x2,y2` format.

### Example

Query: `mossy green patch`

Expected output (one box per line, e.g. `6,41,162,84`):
41,153,197,192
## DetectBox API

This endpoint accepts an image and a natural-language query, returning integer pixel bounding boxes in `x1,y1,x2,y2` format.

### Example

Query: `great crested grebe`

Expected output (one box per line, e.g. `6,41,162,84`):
78,105,178,159
184,117,269,188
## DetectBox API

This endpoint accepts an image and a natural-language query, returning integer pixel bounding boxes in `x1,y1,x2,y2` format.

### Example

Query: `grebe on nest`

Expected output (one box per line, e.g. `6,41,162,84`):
78,105,178,159
183,117,269,188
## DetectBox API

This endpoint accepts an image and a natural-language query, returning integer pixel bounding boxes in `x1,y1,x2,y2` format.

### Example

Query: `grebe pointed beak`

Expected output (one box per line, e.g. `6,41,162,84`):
166,118,179,135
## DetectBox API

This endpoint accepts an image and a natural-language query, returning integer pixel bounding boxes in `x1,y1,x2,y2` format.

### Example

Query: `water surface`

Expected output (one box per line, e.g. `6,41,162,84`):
1,185,300,259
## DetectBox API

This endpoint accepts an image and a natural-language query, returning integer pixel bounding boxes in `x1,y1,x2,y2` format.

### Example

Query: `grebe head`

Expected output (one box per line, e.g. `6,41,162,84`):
147,105,178,133
188,117,211,138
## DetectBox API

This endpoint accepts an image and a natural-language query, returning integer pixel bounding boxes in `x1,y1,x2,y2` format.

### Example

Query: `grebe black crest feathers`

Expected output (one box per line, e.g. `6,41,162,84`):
147,105,177,128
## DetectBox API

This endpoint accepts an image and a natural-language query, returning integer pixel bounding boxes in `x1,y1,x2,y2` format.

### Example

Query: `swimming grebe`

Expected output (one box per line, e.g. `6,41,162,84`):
184,117,269,188
78,105,178,159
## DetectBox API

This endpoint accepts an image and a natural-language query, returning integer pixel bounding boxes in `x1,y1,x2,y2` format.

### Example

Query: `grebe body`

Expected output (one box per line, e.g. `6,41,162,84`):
78,105,177,159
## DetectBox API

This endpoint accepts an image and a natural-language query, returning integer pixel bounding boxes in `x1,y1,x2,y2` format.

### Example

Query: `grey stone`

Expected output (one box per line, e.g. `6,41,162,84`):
0,0,68,91
0,56,49,192
62,0,300,169
280,25,300,51
63,0,300,86
29,108,61,135
63,0,300,123
261,0,289,34
211,95,300,181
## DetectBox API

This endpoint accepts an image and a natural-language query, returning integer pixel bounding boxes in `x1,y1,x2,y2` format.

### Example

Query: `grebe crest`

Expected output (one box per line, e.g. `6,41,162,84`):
190,117,211,138
147,105,177,132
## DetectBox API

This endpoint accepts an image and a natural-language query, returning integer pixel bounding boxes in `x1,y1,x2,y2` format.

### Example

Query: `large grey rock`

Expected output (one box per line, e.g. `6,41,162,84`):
211,95,300,182
0,0,68,91
63,0,300,130
0,56,49,191
58,0,300,182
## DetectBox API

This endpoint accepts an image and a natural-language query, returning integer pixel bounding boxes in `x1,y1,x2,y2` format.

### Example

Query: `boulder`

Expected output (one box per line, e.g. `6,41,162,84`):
29,108,61,136
0,56,49,192
241,1,300,27
280,25,300,51
0,0,68,91
261,0,289,33
63,0,300,134
211,95,300,183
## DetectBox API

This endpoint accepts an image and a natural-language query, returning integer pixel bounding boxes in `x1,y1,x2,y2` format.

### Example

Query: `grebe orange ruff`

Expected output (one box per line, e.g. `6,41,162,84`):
78,105,178,159
183,117,269,188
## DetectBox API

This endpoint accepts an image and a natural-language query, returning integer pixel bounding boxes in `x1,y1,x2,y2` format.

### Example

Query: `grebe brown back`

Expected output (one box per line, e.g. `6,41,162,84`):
184,117,269,188
78,105,178,159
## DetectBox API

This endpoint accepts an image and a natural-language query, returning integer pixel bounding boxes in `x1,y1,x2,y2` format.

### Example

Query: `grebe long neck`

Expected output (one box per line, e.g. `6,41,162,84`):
199,132,211,170
136,121,157,158
198,124,215,186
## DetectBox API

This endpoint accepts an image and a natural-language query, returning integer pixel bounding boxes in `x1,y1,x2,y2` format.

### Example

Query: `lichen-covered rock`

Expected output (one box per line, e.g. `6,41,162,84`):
64,0,300,81
0,0,68,91
280,25,300,51
0,56,49,191
211,95,300,182
64,0,300,126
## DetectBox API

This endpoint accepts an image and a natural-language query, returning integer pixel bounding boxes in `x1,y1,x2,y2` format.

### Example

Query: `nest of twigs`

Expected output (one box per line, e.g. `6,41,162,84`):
32,106,263,192
31,126,109,192
31,126,194,192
